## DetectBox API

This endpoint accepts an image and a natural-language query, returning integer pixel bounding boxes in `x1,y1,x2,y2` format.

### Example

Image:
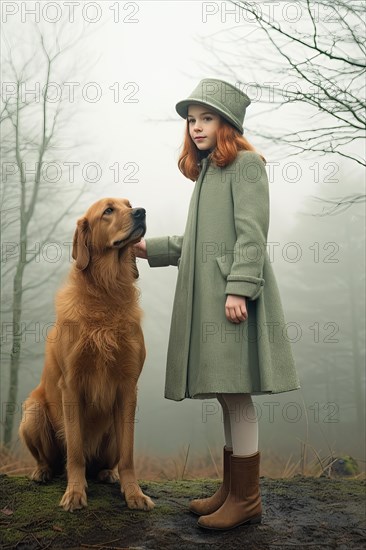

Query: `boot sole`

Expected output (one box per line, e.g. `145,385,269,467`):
197,515,262,531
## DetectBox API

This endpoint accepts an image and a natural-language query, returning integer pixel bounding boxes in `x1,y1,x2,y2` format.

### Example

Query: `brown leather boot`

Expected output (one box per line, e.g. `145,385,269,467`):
189,446,233,516
197,451,262,530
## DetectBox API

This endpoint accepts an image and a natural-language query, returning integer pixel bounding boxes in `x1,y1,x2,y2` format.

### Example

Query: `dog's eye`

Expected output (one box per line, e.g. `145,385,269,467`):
103,207,114,215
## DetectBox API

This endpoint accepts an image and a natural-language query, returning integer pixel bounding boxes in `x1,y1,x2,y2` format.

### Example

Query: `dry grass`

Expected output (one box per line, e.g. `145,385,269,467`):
0,444,35,477
1,442,364,481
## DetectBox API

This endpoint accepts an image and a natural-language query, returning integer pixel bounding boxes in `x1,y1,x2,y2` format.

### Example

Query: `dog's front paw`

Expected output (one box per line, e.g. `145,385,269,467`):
126,492,155,511
60,487,87,512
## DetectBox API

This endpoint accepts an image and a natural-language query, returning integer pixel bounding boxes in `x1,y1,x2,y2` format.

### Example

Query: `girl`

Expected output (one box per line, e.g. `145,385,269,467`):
133,78,300,530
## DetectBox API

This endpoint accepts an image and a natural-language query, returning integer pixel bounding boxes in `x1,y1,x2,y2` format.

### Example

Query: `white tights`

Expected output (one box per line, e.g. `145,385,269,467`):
216,393,258,456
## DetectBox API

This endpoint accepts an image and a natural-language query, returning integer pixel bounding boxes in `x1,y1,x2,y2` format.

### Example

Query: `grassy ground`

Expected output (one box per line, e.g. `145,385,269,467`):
1,473,365,550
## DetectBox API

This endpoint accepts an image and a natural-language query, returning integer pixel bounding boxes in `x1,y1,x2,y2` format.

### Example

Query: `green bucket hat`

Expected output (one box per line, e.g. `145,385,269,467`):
175,78,251,134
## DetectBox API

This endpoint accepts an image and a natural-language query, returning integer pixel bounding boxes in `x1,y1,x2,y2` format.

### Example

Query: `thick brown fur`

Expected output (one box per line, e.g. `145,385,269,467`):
19,198,155,512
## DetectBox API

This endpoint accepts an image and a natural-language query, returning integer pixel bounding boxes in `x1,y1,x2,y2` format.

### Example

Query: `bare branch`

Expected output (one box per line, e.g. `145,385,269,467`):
25,187,86,265
233,0,365,67
196,0,365,166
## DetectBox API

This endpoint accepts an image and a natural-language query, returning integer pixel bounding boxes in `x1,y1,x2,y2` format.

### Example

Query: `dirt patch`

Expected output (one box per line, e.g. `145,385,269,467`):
0,474,365,549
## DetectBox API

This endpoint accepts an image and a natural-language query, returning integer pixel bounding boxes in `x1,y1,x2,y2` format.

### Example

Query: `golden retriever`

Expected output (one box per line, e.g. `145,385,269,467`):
19,197,155,512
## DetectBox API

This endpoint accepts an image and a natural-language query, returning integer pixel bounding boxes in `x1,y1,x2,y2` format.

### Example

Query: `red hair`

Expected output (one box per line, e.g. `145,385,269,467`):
178,117,266,181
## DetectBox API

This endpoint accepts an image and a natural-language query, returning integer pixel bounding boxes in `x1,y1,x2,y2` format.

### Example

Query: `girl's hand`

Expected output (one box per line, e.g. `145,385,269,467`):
133,238,147,259
225,294,248,323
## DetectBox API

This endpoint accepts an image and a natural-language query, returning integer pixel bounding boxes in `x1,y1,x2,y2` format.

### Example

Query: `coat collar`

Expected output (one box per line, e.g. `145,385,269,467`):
198,151,213,168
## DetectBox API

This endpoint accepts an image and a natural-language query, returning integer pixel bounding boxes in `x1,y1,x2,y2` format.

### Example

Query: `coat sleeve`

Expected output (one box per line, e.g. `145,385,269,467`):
225,152,269,300
145,235,184,267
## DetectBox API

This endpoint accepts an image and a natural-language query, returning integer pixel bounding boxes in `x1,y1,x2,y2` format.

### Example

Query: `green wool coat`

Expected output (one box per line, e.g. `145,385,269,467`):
145,150,301,401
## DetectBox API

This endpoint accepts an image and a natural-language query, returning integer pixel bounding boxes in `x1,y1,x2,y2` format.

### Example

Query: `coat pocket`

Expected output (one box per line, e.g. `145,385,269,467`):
215,254,233,279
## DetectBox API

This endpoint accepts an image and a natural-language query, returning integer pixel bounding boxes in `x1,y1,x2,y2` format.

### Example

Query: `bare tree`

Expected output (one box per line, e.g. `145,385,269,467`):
198,0,365,166
1,25,90,445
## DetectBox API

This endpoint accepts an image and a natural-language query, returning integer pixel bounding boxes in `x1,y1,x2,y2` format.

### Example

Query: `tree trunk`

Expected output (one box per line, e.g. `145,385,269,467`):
4,260,25,445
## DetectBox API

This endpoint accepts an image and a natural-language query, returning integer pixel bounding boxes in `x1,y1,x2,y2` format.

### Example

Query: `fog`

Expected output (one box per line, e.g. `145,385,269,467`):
1,1,365,470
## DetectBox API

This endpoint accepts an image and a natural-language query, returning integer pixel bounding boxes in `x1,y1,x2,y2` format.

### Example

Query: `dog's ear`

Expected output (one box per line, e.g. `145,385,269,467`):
72,217,91,271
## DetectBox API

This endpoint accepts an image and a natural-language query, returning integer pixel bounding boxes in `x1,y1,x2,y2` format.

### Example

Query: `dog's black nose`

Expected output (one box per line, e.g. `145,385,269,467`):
132,208,146,220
